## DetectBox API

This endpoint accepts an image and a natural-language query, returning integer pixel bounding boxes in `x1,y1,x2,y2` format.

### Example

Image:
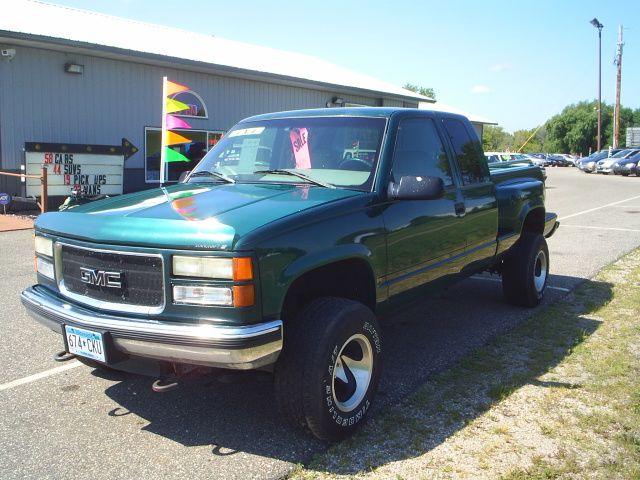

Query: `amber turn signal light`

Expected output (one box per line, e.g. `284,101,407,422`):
233,285,255,307
233,257,253,281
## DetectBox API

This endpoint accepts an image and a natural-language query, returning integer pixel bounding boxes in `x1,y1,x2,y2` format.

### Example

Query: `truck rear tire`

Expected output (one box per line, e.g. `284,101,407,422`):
274,297,382,441
502,232,549,307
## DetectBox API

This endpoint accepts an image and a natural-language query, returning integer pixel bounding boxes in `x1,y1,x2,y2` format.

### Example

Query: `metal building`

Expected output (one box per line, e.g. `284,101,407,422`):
0,1,426,198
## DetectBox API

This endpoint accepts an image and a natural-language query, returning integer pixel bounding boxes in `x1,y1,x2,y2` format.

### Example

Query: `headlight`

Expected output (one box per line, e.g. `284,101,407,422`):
34,235,53,257
173,256,232,279
172,256,253,280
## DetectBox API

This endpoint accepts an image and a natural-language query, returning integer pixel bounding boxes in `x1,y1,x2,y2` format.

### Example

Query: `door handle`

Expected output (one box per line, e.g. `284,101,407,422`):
455,202,465,216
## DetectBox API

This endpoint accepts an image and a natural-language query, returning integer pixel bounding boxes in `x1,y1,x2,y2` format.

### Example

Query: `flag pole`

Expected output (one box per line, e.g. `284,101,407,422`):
160,76,168,185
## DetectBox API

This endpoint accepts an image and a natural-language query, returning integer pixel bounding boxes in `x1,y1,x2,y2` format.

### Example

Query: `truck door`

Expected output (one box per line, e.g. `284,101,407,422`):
383,117,466,296
441,118,498,267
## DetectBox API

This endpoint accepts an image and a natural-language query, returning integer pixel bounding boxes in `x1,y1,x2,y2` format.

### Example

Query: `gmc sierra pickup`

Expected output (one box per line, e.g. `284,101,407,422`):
22,107,558,440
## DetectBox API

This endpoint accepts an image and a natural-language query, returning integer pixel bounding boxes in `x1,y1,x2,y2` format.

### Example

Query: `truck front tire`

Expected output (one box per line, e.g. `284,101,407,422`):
502,232,549,307
274,297,382,441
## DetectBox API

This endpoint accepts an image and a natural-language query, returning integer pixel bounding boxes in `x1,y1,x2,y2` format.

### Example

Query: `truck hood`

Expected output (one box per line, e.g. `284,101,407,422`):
35,183,362,250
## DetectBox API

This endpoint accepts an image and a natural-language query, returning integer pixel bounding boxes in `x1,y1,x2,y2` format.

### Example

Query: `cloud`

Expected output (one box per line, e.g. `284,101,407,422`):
471,85,491,94
490,63,512,72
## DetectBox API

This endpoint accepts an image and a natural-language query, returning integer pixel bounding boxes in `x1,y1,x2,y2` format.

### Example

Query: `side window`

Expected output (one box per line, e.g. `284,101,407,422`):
391,118,453,186
442,118,490,185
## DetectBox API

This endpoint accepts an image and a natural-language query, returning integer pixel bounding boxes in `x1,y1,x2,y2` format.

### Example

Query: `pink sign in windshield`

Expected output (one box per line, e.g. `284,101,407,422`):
289,128,311,169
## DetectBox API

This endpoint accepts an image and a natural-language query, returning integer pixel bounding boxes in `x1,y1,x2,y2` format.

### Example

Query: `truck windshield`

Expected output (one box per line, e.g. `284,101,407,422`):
188,116,386,191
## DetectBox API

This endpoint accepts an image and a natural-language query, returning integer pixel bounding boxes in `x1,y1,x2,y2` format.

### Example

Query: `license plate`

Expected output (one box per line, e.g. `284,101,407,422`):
65,325,106,362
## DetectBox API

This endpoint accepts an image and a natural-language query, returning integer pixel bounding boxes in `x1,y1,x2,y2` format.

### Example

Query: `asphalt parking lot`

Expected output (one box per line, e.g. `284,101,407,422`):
1,168,640,479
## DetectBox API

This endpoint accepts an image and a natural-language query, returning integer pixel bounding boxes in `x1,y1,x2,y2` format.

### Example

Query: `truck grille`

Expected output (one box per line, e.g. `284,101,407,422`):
59,245,164,309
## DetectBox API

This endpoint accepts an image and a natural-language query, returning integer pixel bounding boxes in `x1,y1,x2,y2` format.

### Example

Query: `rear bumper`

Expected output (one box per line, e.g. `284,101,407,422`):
544,212,559,238
21,285,283,370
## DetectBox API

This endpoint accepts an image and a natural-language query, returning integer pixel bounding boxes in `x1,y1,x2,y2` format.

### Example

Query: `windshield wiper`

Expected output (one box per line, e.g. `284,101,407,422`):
188,170,235,183
253,169,335,188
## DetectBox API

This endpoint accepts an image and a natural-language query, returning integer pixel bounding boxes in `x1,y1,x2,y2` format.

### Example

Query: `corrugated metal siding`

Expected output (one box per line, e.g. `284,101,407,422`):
382,99,404,108
1,45,388,193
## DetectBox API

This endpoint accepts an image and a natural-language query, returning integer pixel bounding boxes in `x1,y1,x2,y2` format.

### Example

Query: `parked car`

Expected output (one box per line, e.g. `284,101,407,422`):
521,154,546,167
531,153,559,167
577,149,621,173
529,153,550,165
485,152,520,164
518,154,546,178
596,149,640,174
612,151,640,176
554,154,578,166
484,152,545,178
485,152,536,165
545,154,571,167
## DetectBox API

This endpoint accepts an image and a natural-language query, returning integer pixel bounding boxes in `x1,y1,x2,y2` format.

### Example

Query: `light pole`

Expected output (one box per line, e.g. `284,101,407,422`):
590,18,603,151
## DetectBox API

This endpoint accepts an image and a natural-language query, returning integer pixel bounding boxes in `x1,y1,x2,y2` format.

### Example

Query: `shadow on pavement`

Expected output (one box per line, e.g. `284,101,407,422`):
98,274,610,470
311,275,613,475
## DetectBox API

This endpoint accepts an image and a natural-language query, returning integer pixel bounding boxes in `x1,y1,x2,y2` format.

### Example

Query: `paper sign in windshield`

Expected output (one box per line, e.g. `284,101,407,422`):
290,128,311,169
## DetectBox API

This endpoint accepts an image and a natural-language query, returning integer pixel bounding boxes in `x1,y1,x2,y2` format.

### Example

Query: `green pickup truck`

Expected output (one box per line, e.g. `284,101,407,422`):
22,108,558,440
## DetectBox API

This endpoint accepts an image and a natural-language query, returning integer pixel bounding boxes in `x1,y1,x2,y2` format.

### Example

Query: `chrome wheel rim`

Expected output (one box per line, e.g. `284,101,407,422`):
331,334,373,413
533,249,548,293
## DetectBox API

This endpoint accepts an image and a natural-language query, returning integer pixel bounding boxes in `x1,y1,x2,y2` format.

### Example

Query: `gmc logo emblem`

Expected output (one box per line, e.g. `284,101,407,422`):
79,267,122,289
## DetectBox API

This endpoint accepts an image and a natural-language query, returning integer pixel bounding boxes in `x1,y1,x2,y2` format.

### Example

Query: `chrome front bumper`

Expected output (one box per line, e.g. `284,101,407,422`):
21,286,283,370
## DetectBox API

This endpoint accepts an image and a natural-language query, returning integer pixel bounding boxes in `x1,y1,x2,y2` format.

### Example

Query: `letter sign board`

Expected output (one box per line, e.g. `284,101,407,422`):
24,140,137,197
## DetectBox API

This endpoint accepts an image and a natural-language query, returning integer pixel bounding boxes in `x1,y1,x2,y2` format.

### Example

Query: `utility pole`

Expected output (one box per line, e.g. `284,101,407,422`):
614,25,624,148
590,18,604,151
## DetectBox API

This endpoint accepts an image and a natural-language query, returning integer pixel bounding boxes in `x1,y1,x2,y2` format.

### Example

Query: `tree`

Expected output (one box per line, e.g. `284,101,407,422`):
403,83,436,100
512,128,546,153
482,125,512,151
543,100,640,154
545,101,603,155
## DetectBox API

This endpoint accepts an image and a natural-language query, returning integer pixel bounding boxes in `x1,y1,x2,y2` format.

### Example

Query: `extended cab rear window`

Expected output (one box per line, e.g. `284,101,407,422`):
442,118,490,185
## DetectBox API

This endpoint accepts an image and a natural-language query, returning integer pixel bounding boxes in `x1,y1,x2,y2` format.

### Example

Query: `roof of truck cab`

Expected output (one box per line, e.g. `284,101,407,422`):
241,107,470,122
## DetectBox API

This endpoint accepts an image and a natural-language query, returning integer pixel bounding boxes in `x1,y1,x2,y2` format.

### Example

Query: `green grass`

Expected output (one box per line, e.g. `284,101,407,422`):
291,248,640,479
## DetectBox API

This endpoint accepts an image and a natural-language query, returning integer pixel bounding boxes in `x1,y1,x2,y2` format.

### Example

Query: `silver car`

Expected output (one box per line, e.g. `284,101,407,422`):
596,149,640,174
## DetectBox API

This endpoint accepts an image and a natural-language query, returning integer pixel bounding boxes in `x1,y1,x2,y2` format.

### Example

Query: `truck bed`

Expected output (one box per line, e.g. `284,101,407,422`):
490,163,547,257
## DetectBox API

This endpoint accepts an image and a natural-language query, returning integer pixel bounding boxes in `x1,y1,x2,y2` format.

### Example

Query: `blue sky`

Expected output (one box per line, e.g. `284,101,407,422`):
51,0,638,133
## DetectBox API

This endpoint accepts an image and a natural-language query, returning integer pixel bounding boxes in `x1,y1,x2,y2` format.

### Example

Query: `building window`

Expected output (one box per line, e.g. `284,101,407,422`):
145,128,223,183
169,90,208,118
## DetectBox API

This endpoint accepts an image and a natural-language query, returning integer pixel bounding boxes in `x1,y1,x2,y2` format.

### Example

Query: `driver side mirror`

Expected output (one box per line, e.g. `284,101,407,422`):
388,175,445,200
177,171,191,183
